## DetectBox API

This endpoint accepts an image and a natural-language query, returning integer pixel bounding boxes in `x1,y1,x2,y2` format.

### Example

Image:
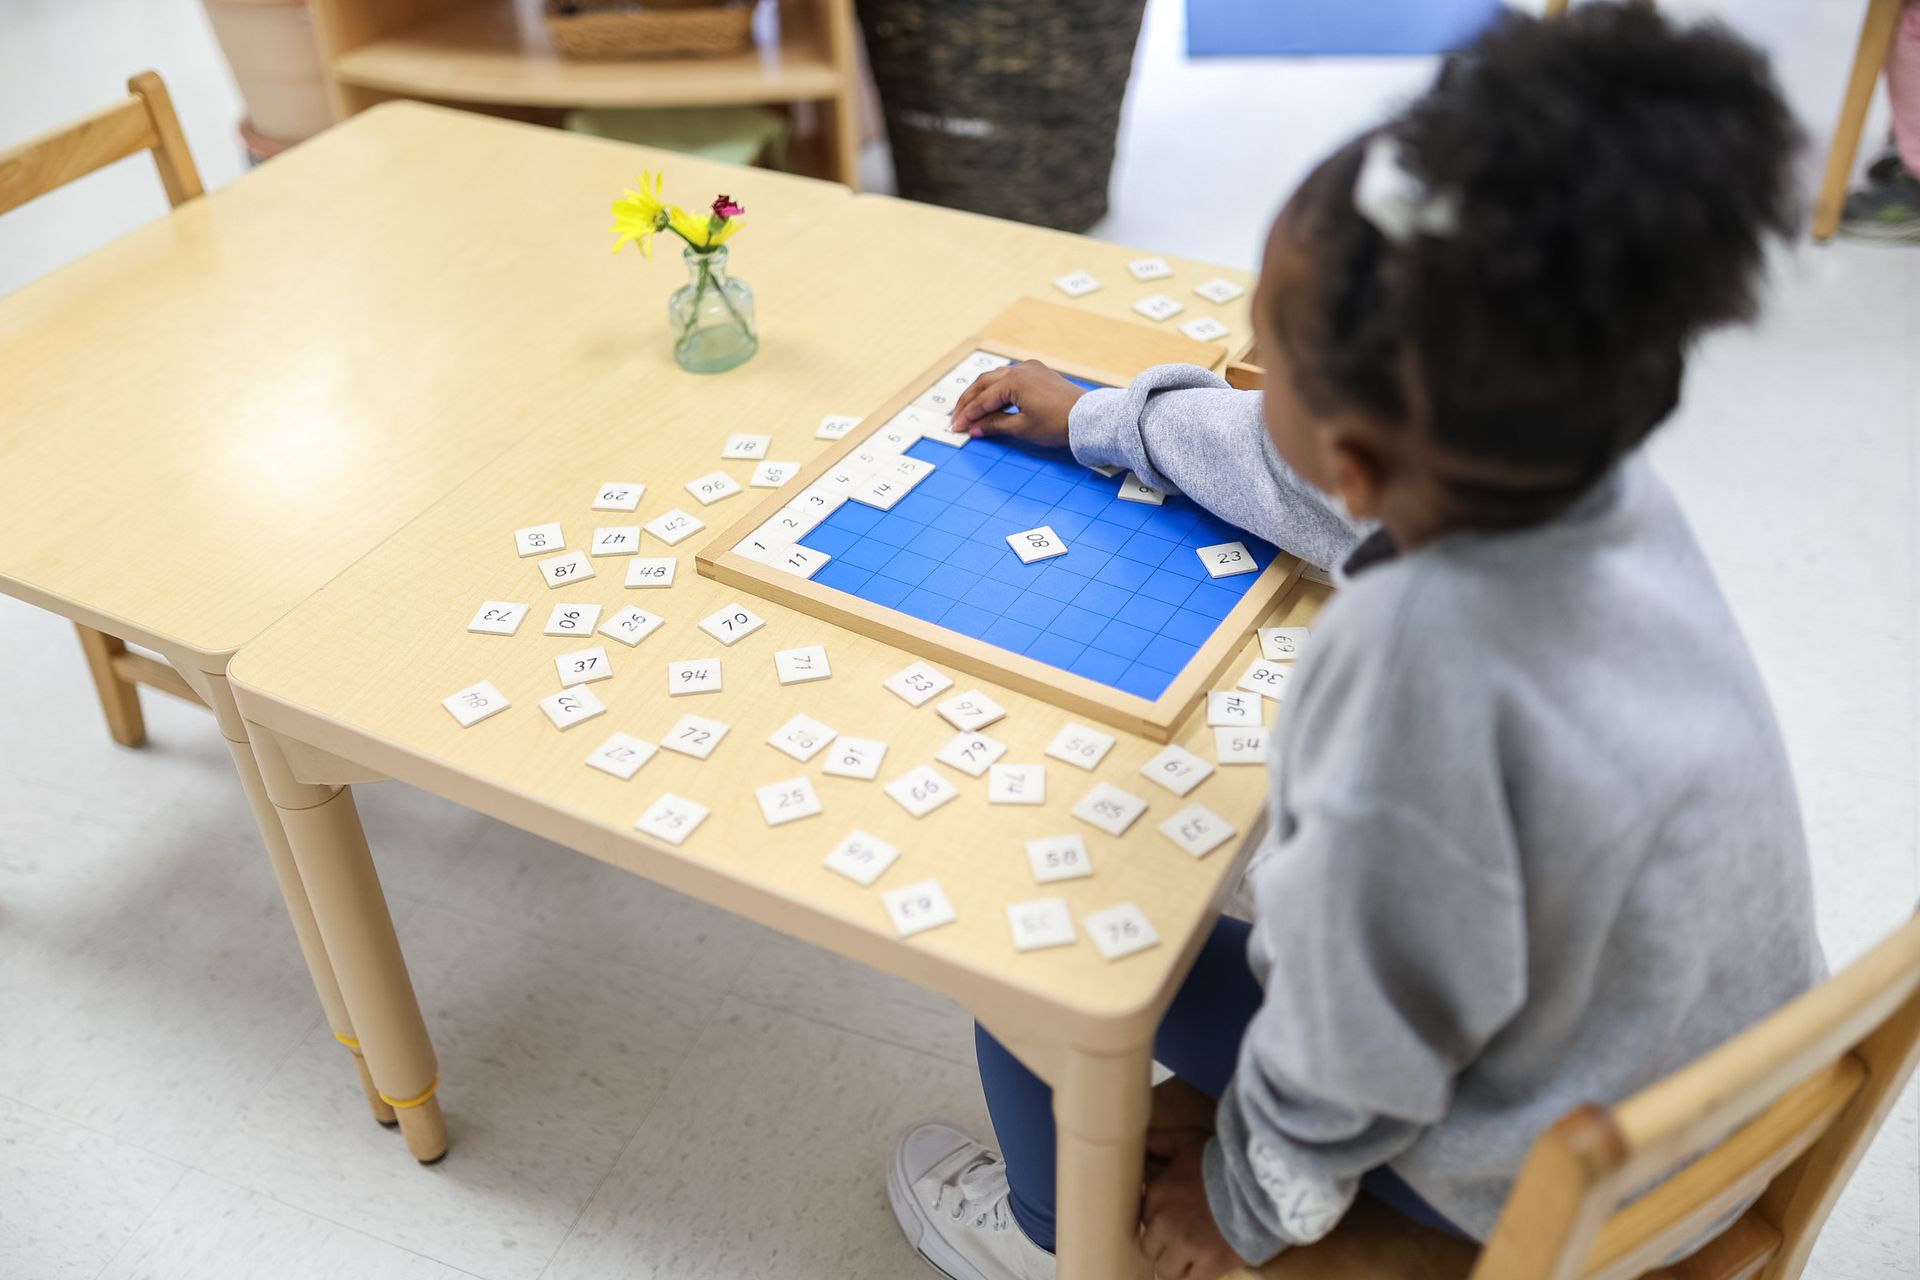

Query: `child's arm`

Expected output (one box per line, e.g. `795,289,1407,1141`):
948,361,1361,571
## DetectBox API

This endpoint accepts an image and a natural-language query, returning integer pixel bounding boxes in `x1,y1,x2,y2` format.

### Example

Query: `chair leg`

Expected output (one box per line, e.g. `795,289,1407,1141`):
74,624,145,747
1813,0,1905,241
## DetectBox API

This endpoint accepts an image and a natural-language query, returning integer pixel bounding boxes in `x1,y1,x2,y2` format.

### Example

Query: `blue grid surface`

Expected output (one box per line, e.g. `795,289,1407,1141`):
798,434,1277,701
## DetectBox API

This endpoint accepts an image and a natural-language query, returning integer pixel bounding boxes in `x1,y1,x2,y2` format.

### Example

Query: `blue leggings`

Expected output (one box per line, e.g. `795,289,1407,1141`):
976,915,1465,1252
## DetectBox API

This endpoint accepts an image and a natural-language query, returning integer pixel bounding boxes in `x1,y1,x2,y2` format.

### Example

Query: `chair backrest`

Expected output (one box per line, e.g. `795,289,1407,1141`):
0,71,203,216
1471,907,1920,1280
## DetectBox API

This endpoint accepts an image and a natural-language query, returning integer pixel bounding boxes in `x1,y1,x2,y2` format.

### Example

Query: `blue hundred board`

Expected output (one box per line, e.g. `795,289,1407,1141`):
794,429,1278,703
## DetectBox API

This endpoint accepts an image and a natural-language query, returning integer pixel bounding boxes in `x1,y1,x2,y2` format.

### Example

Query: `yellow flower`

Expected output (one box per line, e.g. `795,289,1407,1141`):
610,171,668,257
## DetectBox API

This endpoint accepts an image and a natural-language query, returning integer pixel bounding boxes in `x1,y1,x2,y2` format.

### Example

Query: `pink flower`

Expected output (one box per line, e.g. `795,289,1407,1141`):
712,195,745,219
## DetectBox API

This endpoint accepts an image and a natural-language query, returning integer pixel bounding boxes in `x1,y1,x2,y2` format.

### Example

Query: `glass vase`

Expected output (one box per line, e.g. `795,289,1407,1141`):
668,245,757,374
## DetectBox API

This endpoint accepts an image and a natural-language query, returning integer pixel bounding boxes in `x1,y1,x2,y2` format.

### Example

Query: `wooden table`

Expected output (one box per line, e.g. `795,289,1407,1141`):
0,99,849,1124
228,186,1321,1279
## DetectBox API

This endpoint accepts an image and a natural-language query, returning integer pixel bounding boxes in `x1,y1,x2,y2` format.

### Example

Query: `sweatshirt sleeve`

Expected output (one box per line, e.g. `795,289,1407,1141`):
1201,801,1527,1262
1066,363,1362,572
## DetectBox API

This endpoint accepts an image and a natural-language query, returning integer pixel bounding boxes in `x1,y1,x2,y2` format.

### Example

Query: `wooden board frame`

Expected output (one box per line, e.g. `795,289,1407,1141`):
695,297,1300,742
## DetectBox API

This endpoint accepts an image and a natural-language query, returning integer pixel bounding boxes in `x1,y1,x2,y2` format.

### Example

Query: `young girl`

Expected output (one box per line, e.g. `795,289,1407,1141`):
887,8,1824,1280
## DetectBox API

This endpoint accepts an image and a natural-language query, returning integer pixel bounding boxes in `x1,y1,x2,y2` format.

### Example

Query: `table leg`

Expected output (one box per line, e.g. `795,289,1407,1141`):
193,671,395,1127
247,722,446,1162
1052,1038,1155,1280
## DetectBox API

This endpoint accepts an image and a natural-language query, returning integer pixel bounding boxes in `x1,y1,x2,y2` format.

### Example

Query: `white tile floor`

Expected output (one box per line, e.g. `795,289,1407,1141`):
1,1,1915,1277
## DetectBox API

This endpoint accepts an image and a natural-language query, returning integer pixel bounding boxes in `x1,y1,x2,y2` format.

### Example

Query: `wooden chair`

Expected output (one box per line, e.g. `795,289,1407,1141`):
1149,906,1920,1280
0,72,209,745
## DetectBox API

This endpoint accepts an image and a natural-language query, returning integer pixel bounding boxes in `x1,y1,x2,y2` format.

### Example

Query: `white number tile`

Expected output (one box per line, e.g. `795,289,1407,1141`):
1115,473,1166,506
442,680,510,728
849,475,908,511
1006,525,1068,564
1072,782,1149,836
720,433,771,461
884,661,952,707
885,765,960,819
1090,464,1125,478
821,737,888,781
765,502,826,541
1206,690,1264,728
959,350,1012,375
1132,294,1184,322
733,532,779,564
634,793,708,847
1138,744,1214,797
815,413,861,440
770,544,831,580
756,776,824,826
1158,804,1237,859
661,713,729,759
768,713,837,763
1045,723,1116,771
543,602,602,637
539,685,606,731
1197,541,1257,578
592,483,644,512
789,486,846,519
1214,725,1270,765
1237,659,1291,701
935,731,1007,778
817,465,868,494
668,658,723,696
1258,626,1312,662
871,421,922,454
1007,897,1077,952
1193,277,1246,304
685,471,743,505
514,522,563,557
644,509,705,546
555,645,612,687
750,460,801,488
467,601,529,636
585,731,657,781
538,550,595,588
848,446,891,473
883,879,957,938
893,405,950,440
1083,902,1160,961
773,644,832,685
625,557,677,588
936,690,1006,732
1053,271,1101,298
883,455,936,486
590,525,642,557
1026,834,1093,884
823,830,900,887
988,763,1047,805
911,383,963,416
1179,316,1231,343
698,602,766,646
599,606,664,648
1128,256,1173,281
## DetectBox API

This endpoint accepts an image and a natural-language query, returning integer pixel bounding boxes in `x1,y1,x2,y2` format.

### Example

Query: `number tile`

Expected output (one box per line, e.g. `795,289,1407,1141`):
755,776,824,826
1158,804,1237,859
883,879,957,937
1084,902,1160,960
585,732,657,780
823,830,900,886
660,713,729,759
467,602,529,636
538,685,606,731
543,602,602,637
1045,723,1116,771
514,522,563,557
1026,834,1093,884
554,644,612,687
697,603,766,646
884,661,952,707
884,765,960,818
634,793,708,846
442,681,510,728
821,737,888,780
1138,744,1214,797
935,731,1007,778
1071,782,1148,836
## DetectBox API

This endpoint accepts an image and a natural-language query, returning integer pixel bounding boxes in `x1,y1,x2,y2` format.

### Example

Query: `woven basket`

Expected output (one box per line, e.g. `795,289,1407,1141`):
857,0,1148,232
544,0,755,60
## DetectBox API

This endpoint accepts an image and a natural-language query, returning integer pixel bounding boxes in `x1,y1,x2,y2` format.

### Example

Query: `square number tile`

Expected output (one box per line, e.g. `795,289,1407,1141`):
768,713,837,763
1026,834,1093,883
821,737,888,780
1008,897,1077,951
644,509,705,546
1238,659,1291,700
625,557,677,588
600,606,665,648
538,550,595,589
1194,278,1245,304
936,731,1006,778
555,645,612,687
592,482,644,512
1159,804,1237,858
824,830,900,886
539,685,605,731
634,793,708,846
1084,903,1159,960
443,681,509,727
467,602,529,636
660,713,728,759
756,776,824,826
668,658,723,696
1139,744,1213,797
514,522,563,557
988,763,1046,805
1053,271,1101,298
698,602,765,646
590,525,642,557
1132,294,1184,322
1197,541,1258,578
883,879,956,937
885,661,952,707
1128,256,1173,281
1215,725,1269,764
937,690,1006,732
544,602,602,638
1046,723,1116,770
585,732,657,780
885,765,960,818
1072,782,1148,836
1180,316,1230,343
1007,525,1068,564
686,471,743,505
721,433,771,460
774,644,831,685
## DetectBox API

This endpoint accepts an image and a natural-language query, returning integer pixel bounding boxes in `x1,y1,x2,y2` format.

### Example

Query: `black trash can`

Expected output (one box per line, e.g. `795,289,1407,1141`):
857,0,1149,232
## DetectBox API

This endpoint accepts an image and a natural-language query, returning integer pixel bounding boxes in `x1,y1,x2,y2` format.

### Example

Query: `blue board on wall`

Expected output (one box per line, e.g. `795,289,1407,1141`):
1186,0,1503,57
794,426,1278,704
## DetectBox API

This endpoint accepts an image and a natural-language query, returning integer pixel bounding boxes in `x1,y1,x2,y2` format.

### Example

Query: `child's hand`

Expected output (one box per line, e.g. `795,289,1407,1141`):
1141,1132,1248,1280
946,359,1091,448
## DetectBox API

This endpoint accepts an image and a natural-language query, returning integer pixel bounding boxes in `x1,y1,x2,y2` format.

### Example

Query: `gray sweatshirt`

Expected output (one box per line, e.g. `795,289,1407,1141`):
1068,365,1823,1262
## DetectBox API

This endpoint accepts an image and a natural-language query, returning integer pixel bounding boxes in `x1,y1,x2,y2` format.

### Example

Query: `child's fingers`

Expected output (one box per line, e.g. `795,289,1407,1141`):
966,410,1024,438
951,368,1018,425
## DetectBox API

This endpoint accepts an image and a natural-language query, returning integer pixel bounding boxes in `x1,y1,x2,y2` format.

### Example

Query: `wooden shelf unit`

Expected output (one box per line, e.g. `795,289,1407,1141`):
310,0,861,185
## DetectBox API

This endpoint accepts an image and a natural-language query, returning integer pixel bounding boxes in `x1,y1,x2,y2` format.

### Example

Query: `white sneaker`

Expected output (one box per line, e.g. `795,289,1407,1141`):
888,1122,1058,1280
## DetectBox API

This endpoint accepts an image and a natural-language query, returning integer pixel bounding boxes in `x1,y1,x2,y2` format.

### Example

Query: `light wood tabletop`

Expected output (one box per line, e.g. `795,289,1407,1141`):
0,99,850,670
226,185,1316,1278
0,97,849,1130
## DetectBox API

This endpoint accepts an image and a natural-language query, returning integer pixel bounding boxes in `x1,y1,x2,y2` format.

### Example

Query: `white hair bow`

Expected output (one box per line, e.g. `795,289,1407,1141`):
1353,134,1458,244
